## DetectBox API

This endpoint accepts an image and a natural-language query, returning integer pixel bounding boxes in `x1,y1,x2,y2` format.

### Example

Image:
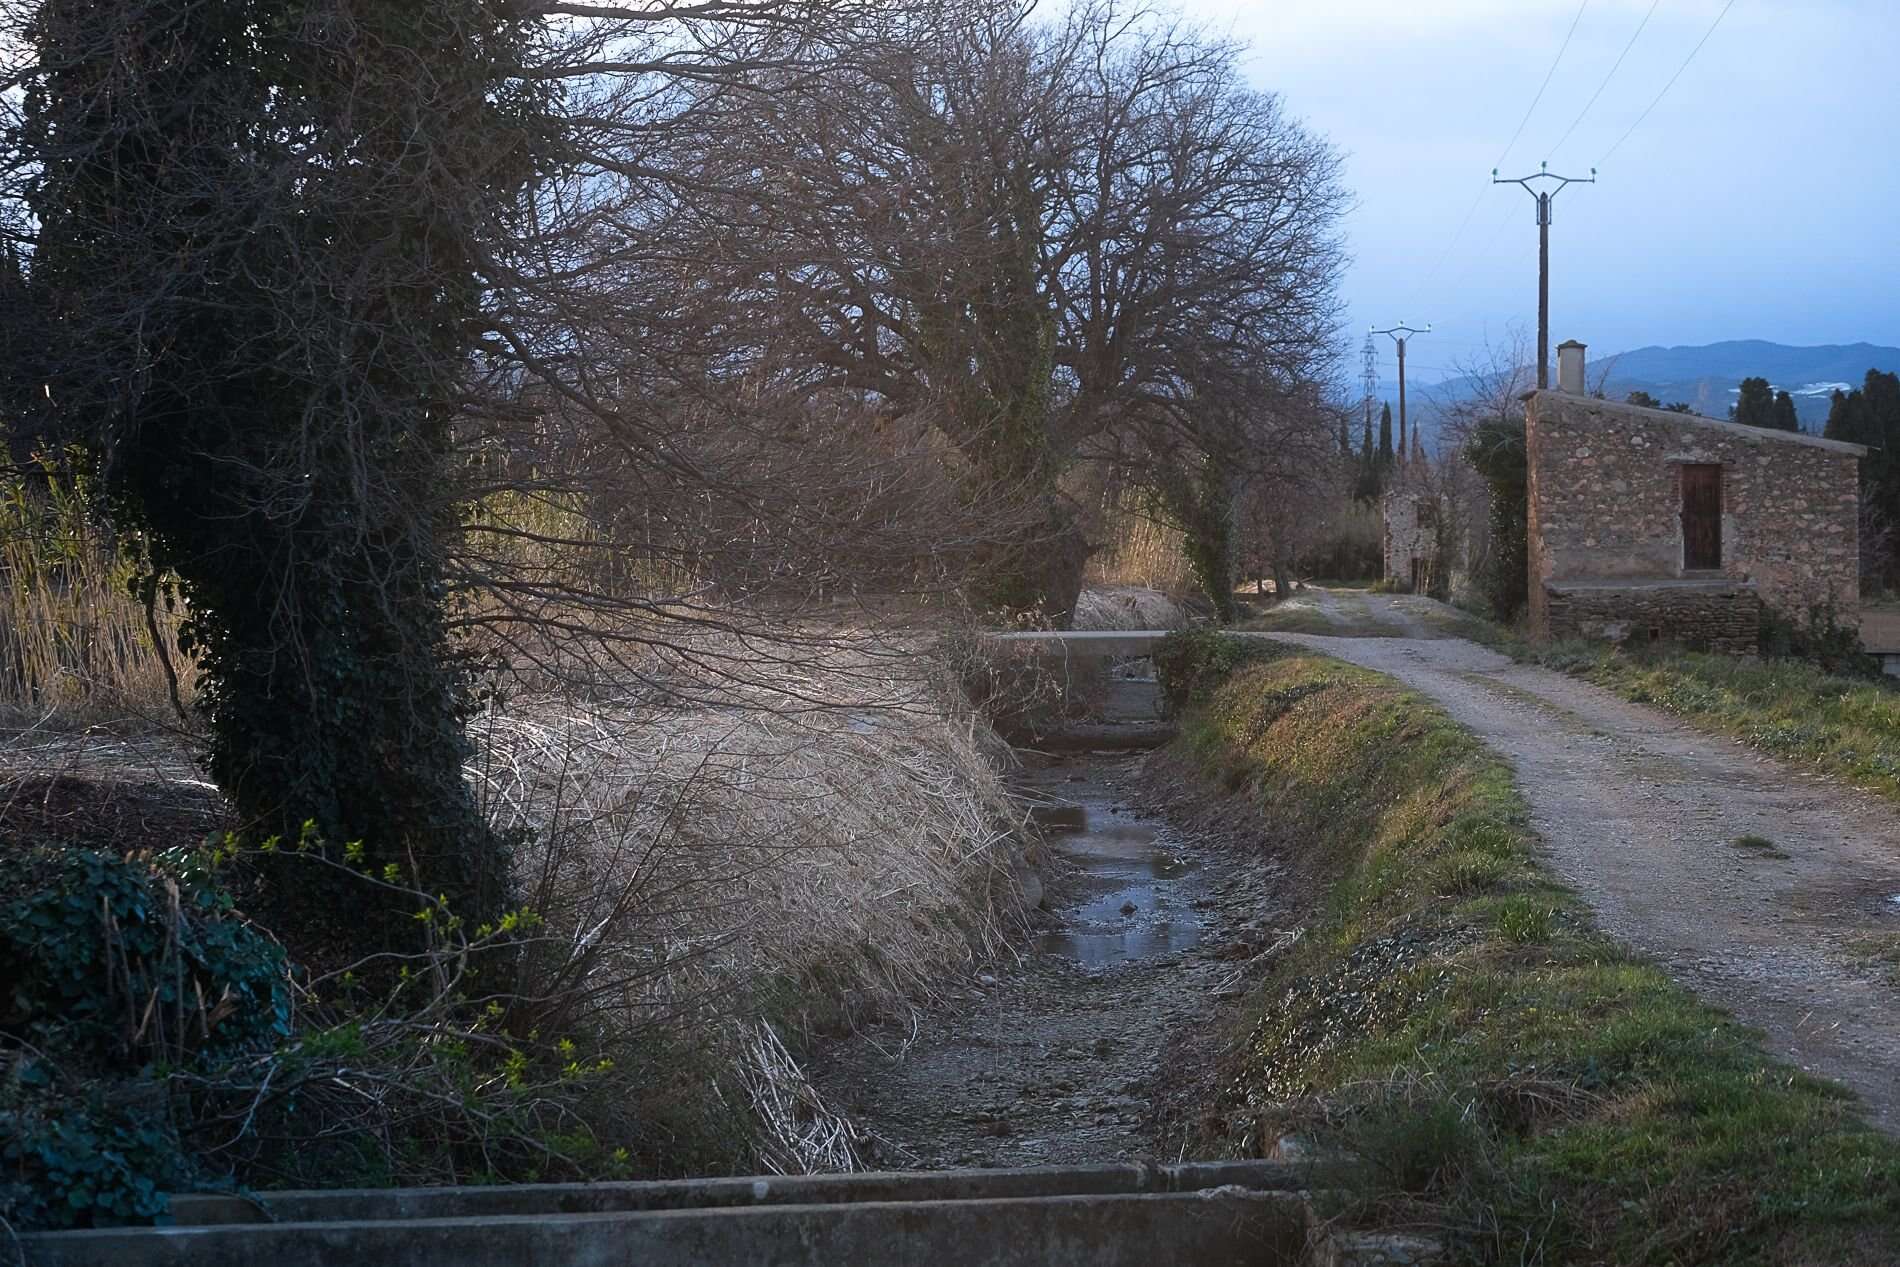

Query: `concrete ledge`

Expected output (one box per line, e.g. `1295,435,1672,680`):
984,631,1174,659
1544,577,1756,594
165,1160,1301,1226
1019,721,1178,753
22,1190,1312,1267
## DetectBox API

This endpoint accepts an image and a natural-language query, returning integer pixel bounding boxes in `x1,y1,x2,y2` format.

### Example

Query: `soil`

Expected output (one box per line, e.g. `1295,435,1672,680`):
0,727,223,862
1267,592,1900,1133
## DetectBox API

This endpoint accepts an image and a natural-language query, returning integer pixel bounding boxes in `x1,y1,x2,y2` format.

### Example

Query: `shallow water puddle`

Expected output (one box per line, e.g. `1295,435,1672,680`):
1024,760,1204,968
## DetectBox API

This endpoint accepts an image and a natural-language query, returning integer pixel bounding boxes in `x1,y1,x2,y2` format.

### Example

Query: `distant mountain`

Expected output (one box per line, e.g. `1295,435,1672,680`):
1385,341,1900,444
1593,341,1900,428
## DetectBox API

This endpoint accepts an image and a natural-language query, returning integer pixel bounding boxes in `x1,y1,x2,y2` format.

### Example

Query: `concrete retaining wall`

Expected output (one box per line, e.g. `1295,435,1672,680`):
21,1162,1314,1267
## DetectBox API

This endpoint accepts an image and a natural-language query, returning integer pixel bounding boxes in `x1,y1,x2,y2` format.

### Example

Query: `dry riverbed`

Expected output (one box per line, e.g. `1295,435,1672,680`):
813,739,1285,1169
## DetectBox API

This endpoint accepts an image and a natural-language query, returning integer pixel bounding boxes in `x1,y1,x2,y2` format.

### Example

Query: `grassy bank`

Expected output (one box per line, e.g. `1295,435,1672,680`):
1263,580,1900,809
1164,635,1900,1264
1520,639,1900,804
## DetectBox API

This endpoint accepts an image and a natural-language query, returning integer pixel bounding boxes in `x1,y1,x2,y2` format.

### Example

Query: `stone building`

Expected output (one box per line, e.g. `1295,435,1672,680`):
1526,342,1864,653
1382,490,1437,592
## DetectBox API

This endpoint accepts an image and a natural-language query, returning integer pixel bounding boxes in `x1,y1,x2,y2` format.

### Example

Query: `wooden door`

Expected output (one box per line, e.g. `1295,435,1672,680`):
1680,464,1722,570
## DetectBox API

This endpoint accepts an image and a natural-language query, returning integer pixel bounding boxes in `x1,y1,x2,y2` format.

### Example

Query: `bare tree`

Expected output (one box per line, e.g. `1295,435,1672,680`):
618,1,1347,624
0,0,983,928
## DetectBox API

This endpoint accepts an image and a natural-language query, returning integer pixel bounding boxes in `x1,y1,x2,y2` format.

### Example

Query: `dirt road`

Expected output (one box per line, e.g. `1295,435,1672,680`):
1267,594,1900,1132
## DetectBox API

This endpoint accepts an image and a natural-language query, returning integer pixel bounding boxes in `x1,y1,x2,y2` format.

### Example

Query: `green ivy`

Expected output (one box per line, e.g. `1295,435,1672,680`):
0,1091,187,1230
1,848,290,1067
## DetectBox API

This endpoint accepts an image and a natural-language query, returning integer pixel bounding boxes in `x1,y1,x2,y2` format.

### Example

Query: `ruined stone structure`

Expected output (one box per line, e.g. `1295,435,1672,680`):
1525,378,1864,652
1381,491,1436,590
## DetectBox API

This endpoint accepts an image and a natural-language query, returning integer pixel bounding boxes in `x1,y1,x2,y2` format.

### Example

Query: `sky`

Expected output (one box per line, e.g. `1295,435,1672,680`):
1172,0,1900,385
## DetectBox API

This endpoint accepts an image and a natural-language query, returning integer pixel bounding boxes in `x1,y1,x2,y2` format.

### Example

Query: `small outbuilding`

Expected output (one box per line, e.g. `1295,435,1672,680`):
1382,490,1437,592
1526,342,1865,652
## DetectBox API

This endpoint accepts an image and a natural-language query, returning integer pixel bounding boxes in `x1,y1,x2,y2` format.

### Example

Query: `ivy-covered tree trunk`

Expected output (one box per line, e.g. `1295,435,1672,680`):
18,0,535,933
1465,416,1529,622
1158,458,1239,624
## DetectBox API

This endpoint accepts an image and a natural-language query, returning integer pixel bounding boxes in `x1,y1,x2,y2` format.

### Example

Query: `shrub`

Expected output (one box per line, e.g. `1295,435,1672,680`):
1294,504,1383,584
1463,415,1527,622
1,847,291,1068
0,847,288,1229
1153,629,1283,710
1759,603,1880,678
0,1087,188,1230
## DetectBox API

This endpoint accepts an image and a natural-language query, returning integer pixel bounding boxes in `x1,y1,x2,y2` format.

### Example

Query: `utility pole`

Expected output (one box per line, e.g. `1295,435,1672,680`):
1493,162,1595,389
1361,331,1378,448
1370,323,1430,466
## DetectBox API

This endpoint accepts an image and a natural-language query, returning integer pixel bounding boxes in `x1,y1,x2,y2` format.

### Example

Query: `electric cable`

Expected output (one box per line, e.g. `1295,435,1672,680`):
1598,0,1739,166
1548,0,1660,158
1409,0,1590,309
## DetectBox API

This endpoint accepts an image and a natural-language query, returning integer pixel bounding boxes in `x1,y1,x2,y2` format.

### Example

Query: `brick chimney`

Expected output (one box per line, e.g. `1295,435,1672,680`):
1557,339,1586,395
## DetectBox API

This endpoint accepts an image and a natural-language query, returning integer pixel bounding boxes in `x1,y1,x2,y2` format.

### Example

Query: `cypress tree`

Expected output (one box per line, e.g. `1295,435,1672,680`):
1731,376,1776,428
1769,390,1800,432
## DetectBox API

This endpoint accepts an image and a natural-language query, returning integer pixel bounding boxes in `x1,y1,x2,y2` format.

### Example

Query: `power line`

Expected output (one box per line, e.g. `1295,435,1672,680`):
1362,331,1378,438
1494,0,1591,171
1547,0,1660,159
1410,0,1589,309
1432,196,1518,320
1598,0,1739,166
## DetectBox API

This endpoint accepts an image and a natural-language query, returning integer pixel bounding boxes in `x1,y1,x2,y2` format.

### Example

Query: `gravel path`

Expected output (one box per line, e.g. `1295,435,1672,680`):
1266,601,1900,1132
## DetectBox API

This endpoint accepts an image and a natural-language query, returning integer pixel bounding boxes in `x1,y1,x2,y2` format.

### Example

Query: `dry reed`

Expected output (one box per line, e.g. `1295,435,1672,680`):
0,466,194,726
2,471,1031,1173
1085,490,1195,597
468,637,1027,1170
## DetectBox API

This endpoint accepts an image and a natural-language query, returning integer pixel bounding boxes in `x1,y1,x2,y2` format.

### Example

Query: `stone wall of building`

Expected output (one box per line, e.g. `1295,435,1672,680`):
1544,581,1761,655
1382,491,1435,586
1526,390,1863,643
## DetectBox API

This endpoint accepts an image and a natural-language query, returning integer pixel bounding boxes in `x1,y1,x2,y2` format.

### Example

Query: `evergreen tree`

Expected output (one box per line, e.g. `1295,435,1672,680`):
1731,376,1776,428
1824,387,1864,443
1353,411,1381,502
1769,389,1800,432
1625,389,1661,409
1377,401,1394,468
1826,370,1900,583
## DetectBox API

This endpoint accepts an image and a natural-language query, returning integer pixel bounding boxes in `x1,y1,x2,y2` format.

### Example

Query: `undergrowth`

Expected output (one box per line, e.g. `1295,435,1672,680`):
1168,633,1900,1265
1,638,1026,1229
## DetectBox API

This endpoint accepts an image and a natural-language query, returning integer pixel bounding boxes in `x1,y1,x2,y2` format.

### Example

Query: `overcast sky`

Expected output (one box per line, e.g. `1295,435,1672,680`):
1173,0,1900,384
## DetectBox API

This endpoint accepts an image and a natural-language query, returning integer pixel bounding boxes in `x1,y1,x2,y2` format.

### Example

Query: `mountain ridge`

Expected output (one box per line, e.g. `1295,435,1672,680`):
1390,339,1900,441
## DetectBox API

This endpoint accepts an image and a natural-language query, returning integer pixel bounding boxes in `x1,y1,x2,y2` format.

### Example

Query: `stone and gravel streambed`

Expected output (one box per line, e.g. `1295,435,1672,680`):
811,675,1288,1169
